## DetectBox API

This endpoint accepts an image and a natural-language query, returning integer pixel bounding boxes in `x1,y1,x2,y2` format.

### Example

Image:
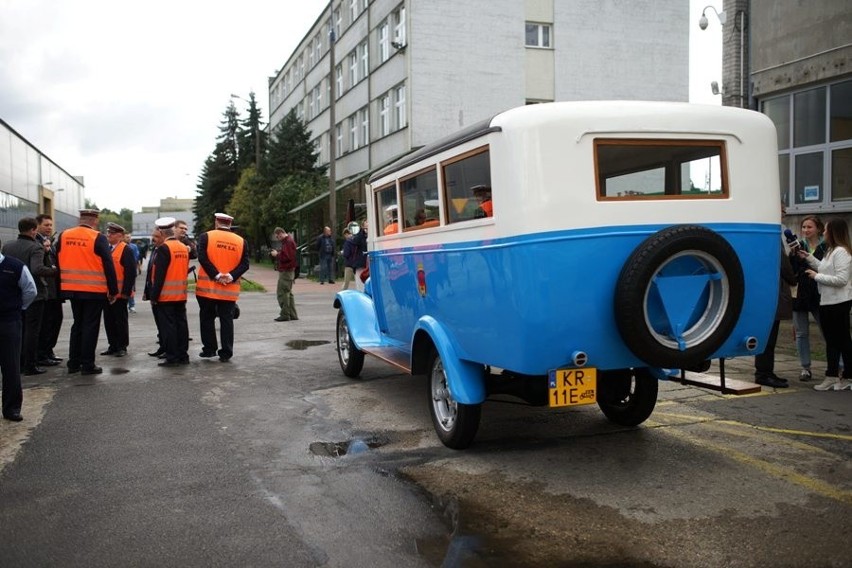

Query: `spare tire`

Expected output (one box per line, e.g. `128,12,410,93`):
614,225,745,368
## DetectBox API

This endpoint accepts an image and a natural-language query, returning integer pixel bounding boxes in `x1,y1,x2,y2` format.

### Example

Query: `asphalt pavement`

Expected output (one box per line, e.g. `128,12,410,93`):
0,263,841,566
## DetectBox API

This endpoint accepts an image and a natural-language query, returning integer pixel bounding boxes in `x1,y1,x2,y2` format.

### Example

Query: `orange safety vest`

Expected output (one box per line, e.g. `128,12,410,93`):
158,240,189,302
58,225,108,294
479,199,493,217
383,221,399,235
196,229,243,301
111,241,128,298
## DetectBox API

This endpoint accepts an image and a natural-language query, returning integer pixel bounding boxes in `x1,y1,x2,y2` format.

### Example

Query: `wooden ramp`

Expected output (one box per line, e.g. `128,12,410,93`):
678,370,762,395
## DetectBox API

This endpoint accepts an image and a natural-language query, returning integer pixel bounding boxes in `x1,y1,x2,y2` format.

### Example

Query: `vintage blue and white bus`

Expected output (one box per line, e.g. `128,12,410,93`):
334,101,781,449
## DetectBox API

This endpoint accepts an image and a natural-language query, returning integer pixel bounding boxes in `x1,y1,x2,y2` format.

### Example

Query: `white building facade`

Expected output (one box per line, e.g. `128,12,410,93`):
268,0,688,228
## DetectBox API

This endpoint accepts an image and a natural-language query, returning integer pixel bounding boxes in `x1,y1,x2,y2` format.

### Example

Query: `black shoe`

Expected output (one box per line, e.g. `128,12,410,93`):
81,366,103,375
756,375,788,388
179,358,190,365
24,367,47,376
48,354,63,362
199,351,217,358
329,281,335,284
274,316,290,322
3,413,23,422
100,349,116,356
158,361,181,367
67,366,80,374
114,349,127,357
37,359,60,367
148,350,165,357
219,356,232,363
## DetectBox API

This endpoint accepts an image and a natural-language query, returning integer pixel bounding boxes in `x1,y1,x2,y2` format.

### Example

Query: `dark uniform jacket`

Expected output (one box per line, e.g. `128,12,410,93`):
2,234,57,302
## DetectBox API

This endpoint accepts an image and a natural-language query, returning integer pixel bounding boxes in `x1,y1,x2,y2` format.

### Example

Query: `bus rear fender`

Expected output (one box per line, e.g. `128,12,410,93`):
412,316,487,405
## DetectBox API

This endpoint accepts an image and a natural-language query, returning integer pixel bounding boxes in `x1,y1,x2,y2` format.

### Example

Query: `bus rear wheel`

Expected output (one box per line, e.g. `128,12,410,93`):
597,368,658,426
426,348,481,449
336,310,364,378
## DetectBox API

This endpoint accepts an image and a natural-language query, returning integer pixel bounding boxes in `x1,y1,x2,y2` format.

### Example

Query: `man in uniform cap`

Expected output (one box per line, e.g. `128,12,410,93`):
196,212,249,362
148,217,190,367
100,223,136,357
55,208,118,375
471,185,493,218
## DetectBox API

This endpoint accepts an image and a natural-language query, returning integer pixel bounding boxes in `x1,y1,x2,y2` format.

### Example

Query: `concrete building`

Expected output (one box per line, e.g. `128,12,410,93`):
132,197,196,237
707,0,851,227
0,119,85,243
268,0,689,237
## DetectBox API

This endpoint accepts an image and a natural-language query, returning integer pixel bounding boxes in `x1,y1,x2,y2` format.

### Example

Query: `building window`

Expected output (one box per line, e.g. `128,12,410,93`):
360,107,369,146
349,51,358,87
335,64,343,97
378,20,390,63
349,0,357,23
393,6,406,46
336,124,343,156
317,82,323,113
361,0,368,10
333,8,341,39
349,115,358,150
525,22,551,48
379,95,390,137
308,89,316,119
394,84,406,129
762,80,852,209
299,54,305,80
360,41,369,79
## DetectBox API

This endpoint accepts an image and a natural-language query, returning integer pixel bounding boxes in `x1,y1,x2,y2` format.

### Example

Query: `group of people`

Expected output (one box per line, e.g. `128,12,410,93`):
0,209,250,422
756,213,852,392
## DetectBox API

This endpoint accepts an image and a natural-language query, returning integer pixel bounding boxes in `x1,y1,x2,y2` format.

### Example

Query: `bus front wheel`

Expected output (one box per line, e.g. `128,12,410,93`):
336,310,365,378
426,348,481,449
597,368,658,426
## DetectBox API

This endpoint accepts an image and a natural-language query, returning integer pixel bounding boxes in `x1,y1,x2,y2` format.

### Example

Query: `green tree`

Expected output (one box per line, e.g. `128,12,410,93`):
194,102,240,232
263,108,326,186
261,172,327,233
227,165,267,253
234,92,267,172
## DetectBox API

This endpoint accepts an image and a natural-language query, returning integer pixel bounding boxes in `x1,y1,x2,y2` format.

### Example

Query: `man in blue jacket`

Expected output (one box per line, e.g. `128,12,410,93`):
0,241,37,421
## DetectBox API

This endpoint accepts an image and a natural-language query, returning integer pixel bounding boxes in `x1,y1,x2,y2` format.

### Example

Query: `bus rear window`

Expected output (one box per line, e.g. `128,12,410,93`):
442,147,492,223
595,139,727,199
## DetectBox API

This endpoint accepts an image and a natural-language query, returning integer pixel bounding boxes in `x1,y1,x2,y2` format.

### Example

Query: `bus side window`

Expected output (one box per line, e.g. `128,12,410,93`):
400,168,439,232
442,147,491,224
376,184,399,235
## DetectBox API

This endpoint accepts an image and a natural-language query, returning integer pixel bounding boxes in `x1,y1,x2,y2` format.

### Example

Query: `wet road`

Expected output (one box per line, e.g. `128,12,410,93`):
1,265,850,567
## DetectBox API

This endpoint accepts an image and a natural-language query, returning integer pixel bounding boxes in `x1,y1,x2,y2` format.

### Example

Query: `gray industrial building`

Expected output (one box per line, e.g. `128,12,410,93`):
0,119,85,243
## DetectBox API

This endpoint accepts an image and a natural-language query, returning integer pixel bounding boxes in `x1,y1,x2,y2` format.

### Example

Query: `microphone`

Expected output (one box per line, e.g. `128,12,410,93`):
784,228,800,250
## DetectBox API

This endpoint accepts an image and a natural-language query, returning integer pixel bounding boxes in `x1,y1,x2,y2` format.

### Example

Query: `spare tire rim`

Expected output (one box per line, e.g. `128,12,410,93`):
642,250,729,351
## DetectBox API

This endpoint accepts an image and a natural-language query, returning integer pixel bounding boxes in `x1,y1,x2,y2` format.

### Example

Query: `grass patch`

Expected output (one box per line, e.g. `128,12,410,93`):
186,278,266,293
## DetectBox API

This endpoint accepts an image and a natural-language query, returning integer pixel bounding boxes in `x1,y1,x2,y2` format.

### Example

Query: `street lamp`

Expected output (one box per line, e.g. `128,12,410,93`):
230,93,261,170
698,4,747,108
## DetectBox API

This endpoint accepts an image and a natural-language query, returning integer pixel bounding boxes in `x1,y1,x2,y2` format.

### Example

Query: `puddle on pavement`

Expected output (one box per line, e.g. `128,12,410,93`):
308,435,388,457
109,368,130,374
286,340,330,350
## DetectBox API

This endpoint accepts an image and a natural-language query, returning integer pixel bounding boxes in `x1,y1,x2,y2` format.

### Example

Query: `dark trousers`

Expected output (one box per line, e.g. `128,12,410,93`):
21,299,44,370
0,318,23,417
103,298,129,351
818,300,852,378
38,299,63,359
197,296,235,359
754,319,781,378
68,298,106,371
319,256,334,283
151,302,163,347
158,301,188,363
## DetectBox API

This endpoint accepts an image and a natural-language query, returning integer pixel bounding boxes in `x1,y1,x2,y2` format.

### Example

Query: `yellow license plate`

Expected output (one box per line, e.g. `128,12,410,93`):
548,368,597,408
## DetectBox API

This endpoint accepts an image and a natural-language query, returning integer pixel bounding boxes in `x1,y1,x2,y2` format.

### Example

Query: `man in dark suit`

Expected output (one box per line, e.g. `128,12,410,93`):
2,217,58,375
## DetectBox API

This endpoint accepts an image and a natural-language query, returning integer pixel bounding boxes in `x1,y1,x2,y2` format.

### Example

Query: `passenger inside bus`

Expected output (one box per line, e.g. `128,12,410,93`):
472,184,493,218
413,208,440,229
383,205,399,235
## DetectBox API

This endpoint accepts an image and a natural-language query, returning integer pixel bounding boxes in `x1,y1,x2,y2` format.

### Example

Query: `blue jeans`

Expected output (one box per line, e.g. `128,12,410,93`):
319,256,334,283
792,308,821,369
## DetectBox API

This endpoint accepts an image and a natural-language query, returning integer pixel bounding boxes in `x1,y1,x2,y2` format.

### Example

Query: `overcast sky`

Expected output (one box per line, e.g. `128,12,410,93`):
1,0,721,214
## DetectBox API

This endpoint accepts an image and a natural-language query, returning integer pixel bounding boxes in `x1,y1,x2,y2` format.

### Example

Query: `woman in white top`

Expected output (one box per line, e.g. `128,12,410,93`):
801,218,852,391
